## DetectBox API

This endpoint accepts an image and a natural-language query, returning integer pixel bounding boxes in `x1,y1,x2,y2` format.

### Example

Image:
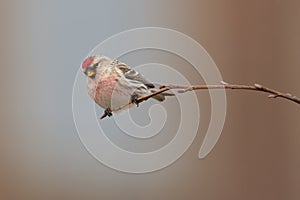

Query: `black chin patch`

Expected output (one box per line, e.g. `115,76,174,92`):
84,69,96,79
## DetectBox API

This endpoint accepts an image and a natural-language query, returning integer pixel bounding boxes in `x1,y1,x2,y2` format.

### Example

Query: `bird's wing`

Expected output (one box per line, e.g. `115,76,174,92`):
114,60,155,88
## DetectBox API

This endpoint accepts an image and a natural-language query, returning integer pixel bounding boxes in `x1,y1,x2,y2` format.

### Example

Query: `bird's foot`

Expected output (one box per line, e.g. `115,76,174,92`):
130,94,139,107
100,108,113,119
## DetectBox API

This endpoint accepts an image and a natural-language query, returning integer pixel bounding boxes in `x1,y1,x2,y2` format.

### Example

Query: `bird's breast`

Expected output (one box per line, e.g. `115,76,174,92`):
87,69,130,110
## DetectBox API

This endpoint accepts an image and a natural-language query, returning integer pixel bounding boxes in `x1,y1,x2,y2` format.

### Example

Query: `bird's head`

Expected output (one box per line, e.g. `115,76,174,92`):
81,55,102,78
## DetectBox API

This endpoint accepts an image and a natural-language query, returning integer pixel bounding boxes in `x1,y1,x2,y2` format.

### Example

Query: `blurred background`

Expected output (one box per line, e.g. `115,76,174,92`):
1,0,300,199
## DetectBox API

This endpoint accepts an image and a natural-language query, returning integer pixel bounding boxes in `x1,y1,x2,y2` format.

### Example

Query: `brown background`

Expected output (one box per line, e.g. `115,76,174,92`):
1,0,300,199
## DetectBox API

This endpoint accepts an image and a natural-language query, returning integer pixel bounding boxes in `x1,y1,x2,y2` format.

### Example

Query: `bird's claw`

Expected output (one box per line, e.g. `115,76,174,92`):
100,108,113,119
130,94,139,107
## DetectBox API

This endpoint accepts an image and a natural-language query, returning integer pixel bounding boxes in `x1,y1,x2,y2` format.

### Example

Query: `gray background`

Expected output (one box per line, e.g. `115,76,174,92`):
1,0,300,199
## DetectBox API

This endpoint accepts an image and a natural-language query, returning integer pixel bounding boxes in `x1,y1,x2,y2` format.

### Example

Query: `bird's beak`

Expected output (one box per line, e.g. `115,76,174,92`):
87,70,95,77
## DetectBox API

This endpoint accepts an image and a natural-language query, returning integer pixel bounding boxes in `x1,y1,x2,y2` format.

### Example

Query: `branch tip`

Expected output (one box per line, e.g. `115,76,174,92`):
268,94,278,98
221,81,229,85
254,83,263,89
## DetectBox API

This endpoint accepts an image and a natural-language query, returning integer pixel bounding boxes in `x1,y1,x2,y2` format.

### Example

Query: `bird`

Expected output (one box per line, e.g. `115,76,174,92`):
81,55,174,119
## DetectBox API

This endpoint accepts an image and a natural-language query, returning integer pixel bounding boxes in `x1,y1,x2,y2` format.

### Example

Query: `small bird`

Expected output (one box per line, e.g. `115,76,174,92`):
81,55,173,119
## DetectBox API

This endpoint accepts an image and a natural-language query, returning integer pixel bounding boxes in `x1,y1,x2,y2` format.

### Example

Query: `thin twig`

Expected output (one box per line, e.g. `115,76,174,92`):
161,81,300,104
105,81,299,118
